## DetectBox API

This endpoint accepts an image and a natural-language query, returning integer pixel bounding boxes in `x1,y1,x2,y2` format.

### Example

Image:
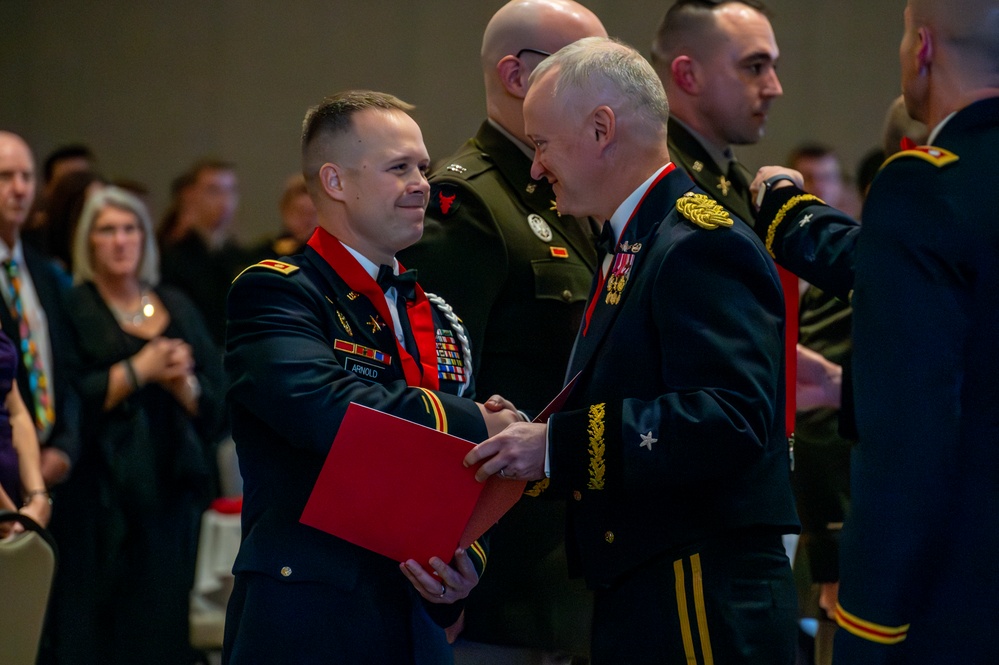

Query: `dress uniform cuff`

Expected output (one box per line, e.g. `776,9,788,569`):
548,402,621,496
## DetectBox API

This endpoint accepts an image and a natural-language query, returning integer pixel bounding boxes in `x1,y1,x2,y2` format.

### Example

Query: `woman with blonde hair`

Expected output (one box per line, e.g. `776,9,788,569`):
48,185,226,664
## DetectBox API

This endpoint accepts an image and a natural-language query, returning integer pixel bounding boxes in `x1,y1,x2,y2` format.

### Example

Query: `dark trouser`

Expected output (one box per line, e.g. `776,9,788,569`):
591,532,797,665
223,570,442,665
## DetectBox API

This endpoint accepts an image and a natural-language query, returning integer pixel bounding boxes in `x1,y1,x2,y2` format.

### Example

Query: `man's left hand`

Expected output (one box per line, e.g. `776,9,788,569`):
400,548,479,605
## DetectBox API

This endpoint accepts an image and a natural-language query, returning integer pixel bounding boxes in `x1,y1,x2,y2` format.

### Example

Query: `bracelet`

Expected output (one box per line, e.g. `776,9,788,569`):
23,488,51,506
123,358,140,390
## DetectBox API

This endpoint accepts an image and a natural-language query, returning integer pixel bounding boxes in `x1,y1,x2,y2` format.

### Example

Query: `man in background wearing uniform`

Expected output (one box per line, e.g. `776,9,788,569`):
400,2,605,663
468,38,798,664
752,0,999,661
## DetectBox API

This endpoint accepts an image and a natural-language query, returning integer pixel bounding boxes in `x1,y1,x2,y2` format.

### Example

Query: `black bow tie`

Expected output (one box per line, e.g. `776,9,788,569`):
596,221,617,255
376,264,418,302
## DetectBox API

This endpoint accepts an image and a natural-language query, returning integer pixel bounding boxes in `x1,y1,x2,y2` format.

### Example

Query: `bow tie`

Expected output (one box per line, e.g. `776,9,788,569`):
596,221,617,255
376,264,418,302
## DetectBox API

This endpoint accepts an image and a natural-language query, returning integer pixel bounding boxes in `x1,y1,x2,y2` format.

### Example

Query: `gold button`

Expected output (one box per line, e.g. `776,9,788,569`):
562,289,572,302
604,531,615,544
280,566,292,577
572,490,582,501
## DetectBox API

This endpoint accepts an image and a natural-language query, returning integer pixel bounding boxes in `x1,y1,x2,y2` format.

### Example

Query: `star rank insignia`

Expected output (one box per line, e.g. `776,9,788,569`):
799,213,814,228
640,431,657,450
692,160,704,173
445,163,467,174
367,314,384,334
718,174,732,197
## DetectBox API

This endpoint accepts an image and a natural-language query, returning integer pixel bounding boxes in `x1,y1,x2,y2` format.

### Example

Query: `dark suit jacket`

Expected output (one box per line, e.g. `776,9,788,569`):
0,244,81,464
224,240,488,663
543,168,798,589
399,121,596,652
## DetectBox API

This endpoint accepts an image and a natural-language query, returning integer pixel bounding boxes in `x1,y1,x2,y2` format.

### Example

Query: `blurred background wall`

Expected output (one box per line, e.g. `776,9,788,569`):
0,0,903,241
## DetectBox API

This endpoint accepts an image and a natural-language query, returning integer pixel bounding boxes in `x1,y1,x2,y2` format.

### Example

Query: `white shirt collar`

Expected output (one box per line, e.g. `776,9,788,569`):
606,164,672,245
340,242,399,281
927,111,958,145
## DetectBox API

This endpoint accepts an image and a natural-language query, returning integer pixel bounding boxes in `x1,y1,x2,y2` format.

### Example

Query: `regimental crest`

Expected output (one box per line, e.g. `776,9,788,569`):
676,192,733,230
336,309,353,337
435,328,467,383
527,214,553,242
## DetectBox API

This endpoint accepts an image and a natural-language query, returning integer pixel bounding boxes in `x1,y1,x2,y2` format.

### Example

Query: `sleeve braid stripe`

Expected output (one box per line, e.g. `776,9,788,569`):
764,194,824,258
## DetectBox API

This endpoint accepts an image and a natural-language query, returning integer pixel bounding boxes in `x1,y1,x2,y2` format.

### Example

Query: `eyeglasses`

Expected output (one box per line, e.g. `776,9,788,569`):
516,48,553,59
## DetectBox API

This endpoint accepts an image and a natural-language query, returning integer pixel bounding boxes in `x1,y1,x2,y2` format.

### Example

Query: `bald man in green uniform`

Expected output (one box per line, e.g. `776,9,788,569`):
398,2,606,663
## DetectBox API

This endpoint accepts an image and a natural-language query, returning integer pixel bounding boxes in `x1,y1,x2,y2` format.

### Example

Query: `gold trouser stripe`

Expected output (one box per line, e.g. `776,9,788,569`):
674,558,698,664
690,554,715,665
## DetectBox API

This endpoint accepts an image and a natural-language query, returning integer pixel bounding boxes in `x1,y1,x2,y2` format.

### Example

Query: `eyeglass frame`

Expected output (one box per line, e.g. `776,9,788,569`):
515,48,553,59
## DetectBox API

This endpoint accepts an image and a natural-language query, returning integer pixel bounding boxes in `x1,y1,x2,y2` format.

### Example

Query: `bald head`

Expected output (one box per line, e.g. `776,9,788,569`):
909,0,999,73
0,131,36,243
900,0,999,126
482,0,606,141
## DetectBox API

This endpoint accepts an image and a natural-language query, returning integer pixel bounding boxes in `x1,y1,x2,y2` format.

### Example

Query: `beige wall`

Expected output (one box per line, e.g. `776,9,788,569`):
0,0,904,242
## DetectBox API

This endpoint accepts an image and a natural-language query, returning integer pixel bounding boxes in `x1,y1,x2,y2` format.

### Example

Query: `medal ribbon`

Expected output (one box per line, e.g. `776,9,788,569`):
308,229,439,390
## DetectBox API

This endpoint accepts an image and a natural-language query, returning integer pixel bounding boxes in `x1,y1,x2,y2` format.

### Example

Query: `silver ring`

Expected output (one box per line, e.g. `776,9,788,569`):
436,583,446,598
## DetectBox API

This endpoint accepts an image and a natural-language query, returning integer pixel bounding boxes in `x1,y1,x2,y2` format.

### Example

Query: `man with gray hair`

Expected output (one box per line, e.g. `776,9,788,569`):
466,38,798,664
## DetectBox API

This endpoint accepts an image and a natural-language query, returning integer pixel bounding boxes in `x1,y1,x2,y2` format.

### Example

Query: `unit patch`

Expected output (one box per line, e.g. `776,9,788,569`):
676,192,733,230
430,184,461,217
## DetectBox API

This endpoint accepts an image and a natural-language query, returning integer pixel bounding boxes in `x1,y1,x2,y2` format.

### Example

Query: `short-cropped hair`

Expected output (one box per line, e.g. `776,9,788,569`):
300,90,415,181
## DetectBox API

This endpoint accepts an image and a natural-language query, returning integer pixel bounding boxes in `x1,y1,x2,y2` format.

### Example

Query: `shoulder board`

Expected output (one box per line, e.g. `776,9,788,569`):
233,259,300,282
881,145,959,169
676,192,733,230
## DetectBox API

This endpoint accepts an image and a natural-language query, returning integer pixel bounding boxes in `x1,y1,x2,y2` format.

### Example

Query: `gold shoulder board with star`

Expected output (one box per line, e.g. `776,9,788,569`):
881,145,959,169
233,259,300,282
676,192,733,230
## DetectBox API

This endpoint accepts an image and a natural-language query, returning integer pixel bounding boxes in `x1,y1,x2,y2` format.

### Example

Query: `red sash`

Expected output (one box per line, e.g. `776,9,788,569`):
308,229,440,390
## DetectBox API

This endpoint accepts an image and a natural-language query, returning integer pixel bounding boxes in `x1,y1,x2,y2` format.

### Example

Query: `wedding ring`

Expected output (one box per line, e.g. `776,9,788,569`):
436,583,446,598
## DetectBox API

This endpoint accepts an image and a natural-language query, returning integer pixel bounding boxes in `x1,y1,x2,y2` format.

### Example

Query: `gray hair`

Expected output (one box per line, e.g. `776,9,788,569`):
73,186,159,286
531,37,669,135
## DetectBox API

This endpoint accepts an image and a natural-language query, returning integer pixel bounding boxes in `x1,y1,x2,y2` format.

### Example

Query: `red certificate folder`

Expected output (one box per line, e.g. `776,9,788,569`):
300,403,524,567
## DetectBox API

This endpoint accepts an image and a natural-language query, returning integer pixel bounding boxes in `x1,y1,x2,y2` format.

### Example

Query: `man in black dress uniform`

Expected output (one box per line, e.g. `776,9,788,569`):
467,38,798,664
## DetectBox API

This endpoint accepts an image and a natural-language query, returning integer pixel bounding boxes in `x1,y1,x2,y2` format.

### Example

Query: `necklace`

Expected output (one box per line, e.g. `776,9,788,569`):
110,290,155,326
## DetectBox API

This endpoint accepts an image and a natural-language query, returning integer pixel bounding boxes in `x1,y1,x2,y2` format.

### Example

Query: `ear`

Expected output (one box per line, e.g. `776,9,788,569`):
319,163,345,202
496,55,529,98
670,55,699,95
916,27,934,76
591,105,616,153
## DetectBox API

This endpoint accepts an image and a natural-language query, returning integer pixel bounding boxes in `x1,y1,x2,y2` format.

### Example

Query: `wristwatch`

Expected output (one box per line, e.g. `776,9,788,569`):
755,174,800,207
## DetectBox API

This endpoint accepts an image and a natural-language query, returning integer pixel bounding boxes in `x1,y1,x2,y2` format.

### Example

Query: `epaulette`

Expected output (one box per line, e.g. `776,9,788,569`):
881,145,959,169
233,259,300,283
676,192,734,230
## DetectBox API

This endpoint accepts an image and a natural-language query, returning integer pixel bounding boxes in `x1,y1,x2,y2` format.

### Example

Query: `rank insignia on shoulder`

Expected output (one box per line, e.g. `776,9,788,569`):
445,163,467,174
429,184,461,217
233,259,299,282
882,145,959,169
676,192,733,230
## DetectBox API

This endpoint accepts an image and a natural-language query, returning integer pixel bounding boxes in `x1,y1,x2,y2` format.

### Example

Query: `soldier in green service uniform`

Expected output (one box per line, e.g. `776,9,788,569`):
399,2,606,663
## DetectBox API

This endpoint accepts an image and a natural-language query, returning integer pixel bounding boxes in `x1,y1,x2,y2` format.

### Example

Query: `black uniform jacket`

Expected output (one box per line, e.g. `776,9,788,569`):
543,167,799,589
225,238,488,627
